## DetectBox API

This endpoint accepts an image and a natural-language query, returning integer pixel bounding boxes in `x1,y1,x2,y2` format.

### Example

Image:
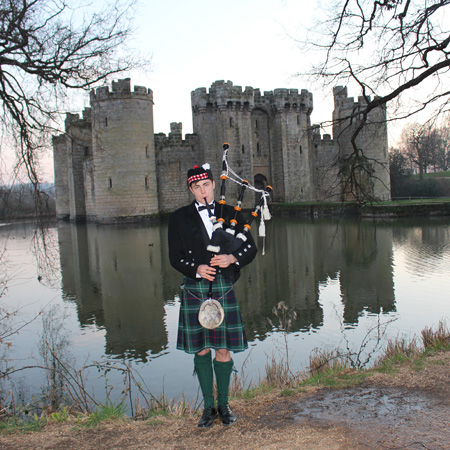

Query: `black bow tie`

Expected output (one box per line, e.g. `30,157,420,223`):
197,202,214,212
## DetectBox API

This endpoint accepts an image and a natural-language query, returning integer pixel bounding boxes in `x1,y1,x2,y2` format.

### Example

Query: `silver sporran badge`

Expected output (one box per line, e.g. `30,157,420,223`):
198,298,224,329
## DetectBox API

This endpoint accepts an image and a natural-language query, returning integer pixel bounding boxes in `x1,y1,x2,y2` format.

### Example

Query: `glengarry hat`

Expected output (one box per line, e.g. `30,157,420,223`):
187,163,214,186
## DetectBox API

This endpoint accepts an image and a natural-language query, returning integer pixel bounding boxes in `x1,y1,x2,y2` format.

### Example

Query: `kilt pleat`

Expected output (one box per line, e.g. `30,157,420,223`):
176,275,248,354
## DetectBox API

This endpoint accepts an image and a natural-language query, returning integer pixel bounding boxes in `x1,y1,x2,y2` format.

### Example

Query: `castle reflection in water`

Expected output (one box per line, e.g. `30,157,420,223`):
55,215,422,363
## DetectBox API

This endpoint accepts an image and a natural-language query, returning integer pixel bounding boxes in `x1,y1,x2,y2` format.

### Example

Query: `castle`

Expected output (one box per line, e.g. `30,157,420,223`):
53,78,391,222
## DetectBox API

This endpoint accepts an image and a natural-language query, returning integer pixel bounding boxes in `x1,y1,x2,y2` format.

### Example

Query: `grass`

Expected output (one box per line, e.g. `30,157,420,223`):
1,321,450,433
0,414,46,434
280,388,295,397
368,198,450,206
78,402,128,428
414,171,450,179
274,198,450,209
376,320,450,372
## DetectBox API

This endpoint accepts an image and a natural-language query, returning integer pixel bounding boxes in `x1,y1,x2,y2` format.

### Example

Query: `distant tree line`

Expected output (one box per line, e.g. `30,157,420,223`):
390,121,450,199
0,184,55,219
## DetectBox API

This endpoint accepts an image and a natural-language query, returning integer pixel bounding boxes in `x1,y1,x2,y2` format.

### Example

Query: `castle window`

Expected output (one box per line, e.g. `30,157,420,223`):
256,142,261,157
230,117,234,127
145,145,149,157
255,119,258,129
108,177,112,189
299,145,303,154
105,117,108,127
145,176,149,189
242,145,245,154
297,115,300,125
84,146,89,156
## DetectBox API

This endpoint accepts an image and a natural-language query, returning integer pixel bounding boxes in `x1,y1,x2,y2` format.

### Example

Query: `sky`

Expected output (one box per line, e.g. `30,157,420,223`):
28,0,411,182
122,0,334,136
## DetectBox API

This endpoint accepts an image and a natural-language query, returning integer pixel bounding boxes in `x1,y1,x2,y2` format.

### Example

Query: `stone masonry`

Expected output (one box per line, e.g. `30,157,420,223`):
53,78,391,222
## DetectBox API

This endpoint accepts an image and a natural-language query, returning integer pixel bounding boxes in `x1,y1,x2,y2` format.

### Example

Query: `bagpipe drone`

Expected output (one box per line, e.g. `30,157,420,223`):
201,143,273,256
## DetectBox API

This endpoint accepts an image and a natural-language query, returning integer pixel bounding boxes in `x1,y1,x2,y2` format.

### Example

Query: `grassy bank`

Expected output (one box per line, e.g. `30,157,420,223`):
416,171,450,179
270,198,450,217
1,320,449,434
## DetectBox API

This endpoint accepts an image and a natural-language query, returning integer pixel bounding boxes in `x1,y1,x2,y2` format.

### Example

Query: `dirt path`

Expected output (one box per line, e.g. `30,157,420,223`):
1,352,450,450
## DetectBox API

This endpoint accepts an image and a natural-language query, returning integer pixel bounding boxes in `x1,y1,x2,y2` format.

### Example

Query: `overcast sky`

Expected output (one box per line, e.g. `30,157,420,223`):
41,0,409,182
126,0,333,136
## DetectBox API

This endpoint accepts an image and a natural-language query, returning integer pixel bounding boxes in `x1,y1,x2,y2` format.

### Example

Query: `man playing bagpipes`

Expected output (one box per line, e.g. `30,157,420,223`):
168,156,259,429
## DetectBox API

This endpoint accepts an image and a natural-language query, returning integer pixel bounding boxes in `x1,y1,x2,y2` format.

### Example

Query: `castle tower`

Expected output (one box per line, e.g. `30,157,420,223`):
89,78,158,221
53,133,70,220
52,109,92,221
191,81,255,203
260,88,314,202
191,81,315,203
332,86,391,201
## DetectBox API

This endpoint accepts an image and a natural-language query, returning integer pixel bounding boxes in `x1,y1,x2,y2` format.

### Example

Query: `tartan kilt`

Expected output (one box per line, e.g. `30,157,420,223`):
176,275,248,354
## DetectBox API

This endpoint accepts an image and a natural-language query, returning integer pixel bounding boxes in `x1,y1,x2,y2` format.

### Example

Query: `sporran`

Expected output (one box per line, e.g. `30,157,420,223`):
198,298,224,329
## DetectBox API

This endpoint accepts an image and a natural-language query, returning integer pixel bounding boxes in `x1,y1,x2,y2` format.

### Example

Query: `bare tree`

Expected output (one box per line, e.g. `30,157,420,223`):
300,0,450,198
0,0,147,188
399,123,440,178
435,122,450,171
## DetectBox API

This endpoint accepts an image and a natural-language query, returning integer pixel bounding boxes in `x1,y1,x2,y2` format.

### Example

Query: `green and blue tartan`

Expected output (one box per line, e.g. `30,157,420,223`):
176,274,248,354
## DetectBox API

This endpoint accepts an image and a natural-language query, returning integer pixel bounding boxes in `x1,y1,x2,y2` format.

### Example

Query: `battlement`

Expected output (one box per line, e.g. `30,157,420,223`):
65,112,80,124
192,80,313,114
259,88,313,113
90,78,153,103
191,80,255,112
169,122,182,138
333,85,373,110
154,125,198,148
311,124,334,146
64,108,92,133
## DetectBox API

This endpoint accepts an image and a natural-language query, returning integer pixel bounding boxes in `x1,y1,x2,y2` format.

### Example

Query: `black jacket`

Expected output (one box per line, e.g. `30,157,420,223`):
168,201,257,283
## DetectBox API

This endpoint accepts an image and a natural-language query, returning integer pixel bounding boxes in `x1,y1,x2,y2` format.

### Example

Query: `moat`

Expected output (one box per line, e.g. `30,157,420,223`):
1,215,450,406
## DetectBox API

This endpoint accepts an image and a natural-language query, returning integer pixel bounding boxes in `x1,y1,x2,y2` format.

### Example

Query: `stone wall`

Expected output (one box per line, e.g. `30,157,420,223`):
89,78,159,221
52,133,70,220
155,123,199,213
53,79,391,223
333,86,391,201
66,111,91,221
311,129,340,201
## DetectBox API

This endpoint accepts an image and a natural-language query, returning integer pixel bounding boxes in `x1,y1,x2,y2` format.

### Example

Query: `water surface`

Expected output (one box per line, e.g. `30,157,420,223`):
1,216,449,405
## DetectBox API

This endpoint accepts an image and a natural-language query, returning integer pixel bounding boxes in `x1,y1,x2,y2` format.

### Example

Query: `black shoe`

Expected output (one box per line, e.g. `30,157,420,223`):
197,406,218,429
217,404,238,426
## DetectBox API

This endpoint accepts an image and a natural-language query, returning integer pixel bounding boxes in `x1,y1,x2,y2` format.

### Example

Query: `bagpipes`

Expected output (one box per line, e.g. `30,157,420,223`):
197,143,273,330
201,143,273,256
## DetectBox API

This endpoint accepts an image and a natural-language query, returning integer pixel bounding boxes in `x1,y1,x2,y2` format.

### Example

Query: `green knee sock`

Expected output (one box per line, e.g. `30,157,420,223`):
213,358,234,407
194,352,215,409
